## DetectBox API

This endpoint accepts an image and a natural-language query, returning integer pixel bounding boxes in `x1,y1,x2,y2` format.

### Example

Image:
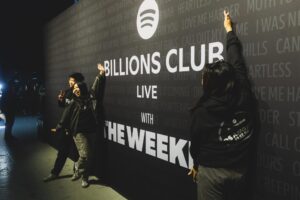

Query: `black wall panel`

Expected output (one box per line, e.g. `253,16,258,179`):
45,0,300,199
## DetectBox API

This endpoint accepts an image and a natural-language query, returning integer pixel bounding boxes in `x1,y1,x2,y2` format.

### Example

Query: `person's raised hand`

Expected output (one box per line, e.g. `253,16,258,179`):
97,63,105,75
224,10,233,33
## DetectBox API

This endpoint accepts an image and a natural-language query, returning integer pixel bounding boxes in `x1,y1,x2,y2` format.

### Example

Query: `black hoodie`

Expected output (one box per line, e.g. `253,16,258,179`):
190,31,258,168
56,73,106,136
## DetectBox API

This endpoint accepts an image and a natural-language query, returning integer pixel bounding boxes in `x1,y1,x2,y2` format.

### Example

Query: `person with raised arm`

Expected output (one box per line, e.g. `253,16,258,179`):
188,11,259,200
54,64,106,188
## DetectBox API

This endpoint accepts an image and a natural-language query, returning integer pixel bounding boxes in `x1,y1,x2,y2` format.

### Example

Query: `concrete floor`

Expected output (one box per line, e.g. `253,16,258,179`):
0,116,127,200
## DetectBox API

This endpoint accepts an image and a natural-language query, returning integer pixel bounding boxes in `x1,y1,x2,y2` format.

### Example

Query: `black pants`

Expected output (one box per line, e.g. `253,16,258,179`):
197,165,248,200
4,113,15,138
51,132,79,176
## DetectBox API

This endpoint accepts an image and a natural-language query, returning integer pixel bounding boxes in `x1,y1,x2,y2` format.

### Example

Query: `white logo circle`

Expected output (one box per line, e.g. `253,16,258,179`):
136,0,159,40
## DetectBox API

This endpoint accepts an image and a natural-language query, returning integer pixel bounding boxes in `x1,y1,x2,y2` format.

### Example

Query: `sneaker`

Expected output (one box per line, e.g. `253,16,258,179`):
71,170,81,181
43,173,58,182
81,178,89,188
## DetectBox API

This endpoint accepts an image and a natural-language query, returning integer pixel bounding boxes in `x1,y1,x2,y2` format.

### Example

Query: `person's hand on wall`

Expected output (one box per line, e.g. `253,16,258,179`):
98,63,105,76
187,166,198,183
224,10,233,33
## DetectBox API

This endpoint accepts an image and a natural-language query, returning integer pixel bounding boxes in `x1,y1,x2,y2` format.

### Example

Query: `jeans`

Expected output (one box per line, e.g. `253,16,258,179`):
73,132,95,179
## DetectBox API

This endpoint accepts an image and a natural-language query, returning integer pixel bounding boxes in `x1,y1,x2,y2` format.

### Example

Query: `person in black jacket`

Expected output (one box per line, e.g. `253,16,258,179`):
56,64,106,188
44,72,84,182
188,11,258,200
57,73,85,107
1,80,17,141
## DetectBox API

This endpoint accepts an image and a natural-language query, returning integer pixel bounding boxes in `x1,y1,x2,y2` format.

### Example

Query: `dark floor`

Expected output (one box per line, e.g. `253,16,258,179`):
0,116,126,200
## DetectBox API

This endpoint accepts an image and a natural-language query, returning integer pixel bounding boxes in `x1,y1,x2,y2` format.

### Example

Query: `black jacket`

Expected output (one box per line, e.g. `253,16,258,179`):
0,87,17,115
190,31,258,168
56,73,106,135
58,88,74,107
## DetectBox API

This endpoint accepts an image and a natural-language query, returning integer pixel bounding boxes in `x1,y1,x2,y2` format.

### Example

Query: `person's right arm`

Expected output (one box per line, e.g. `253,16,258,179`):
224,11,249,85
56,100,73,131
57,90,66,107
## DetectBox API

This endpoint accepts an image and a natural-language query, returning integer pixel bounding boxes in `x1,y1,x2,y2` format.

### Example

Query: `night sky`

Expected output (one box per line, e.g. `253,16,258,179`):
0,0,75,81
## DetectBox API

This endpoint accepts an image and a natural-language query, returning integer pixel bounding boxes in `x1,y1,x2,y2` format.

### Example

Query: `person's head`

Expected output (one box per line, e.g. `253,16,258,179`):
73,82,88,97
68,73,85,88
201,60,235,97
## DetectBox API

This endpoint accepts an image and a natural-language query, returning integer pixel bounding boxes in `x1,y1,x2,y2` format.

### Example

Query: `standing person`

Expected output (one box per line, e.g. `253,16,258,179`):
58,72,85,107
188,11,259,200
1,80,17,141
55,64,106,188
43,72,84,182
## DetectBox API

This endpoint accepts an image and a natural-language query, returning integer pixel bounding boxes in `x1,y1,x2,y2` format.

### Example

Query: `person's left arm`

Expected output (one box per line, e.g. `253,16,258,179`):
90,63,106,101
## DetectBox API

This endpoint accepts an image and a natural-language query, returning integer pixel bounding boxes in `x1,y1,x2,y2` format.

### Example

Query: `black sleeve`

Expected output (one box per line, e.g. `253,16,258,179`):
190,109,204,168
0,91,9,113
90,74,106,102
58,98,66,107
226,31,250,88
58,88,73,107
56,101,73,130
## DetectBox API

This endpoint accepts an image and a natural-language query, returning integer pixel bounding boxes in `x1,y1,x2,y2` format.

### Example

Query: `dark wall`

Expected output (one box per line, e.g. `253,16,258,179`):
45,0,300,199
0,1,75,79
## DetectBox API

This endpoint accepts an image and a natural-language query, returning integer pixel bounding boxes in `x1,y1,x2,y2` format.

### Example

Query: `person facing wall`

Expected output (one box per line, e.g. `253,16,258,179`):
188,11,259,200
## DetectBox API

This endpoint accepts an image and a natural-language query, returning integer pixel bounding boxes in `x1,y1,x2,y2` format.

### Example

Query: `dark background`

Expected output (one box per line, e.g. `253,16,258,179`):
0,0,75,81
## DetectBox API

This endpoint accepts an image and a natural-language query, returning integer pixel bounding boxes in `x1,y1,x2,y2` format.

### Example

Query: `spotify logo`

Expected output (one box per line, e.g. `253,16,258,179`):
137,0,159,40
